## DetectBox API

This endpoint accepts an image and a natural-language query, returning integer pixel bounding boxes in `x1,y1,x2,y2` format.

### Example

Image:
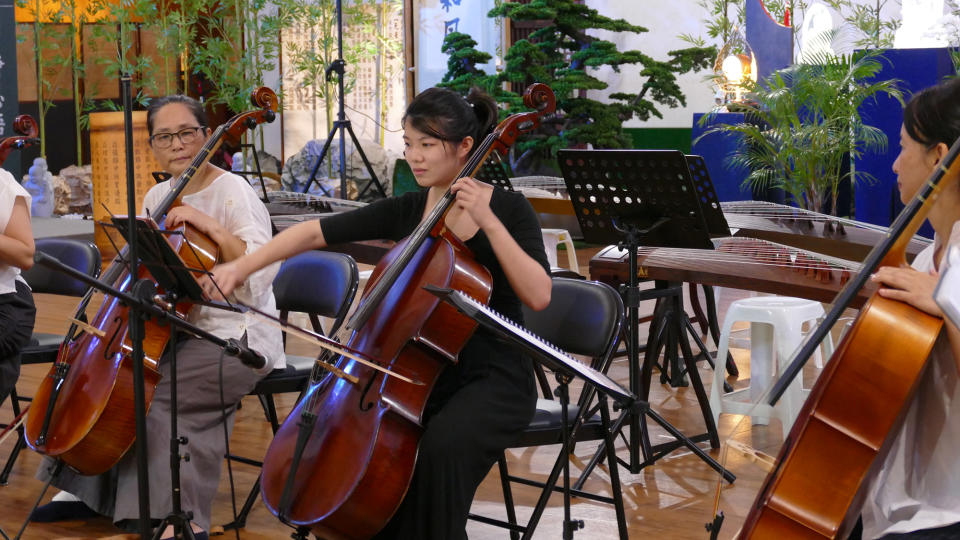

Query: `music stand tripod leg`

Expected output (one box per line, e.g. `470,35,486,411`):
299,0,386,201
151,299,197,540
301,126,339,197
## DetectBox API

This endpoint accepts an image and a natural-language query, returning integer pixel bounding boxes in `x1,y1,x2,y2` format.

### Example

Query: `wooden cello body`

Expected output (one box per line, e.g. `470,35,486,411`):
258,84,557,539
738,139,960,538
261,232,492,538
739,294,941,538
25,88,278,475
25,223,220,474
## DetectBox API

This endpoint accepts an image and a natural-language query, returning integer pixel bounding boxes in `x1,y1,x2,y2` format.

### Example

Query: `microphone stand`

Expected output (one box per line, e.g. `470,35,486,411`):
121,75,153,540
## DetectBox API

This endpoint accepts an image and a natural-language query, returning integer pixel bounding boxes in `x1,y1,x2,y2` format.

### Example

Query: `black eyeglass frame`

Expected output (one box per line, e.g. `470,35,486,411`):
149,126,206,149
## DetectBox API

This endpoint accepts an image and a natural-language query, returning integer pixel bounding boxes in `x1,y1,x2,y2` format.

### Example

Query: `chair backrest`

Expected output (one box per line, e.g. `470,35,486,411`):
21,237,102,296
521,277,624,370
272,250,359,337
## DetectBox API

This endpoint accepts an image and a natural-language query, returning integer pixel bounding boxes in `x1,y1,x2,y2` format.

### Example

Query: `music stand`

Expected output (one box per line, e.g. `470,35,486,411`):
110,216,215,540
558,149,732,480
684,154,739,377
473,154,514,191
426,285,632,540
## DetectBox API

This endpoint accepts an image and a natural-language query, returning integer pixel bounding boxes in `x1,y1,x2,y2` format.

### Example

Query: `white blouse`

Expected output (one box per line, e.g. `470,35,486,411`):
0,168,32,294
860,232,960,538
143,172,285,373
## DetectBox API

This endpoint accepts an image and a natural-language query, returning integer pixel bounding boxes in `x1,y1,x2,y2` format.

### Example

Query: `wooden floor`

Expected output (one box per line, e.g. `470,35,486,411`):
0,246,833,539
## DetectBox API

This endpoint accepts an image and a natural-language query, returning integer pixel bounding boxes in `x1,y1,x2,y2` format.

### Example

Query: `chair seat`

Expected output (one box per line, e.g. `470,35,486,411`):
250,355,316,396
22,333,64,364
515,399,605,447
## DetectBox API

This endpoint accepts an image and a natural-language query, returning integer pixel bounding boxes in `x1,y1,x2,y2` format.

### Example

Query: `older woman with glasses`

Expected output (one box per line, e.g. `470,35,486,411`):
32,95,285,540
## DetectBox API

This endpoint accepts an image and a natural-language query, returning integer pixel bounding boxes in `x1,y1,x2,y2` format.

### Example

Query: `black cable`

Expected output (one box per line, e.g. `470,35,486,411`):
218,346,242,540
0,524,10,540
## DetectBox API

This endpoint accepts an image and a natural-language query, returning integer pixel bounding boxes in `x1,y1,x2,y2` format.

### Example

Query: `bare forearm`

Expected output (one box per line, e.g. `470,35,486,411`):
0,235,34,270
0,200,34,270
483,219,551,310
236,220,327,277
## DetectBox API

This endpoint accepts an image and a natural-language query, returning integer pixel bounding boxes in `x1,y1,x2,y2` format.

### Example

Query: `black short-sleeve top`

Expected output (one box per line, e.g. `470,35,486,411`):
320,188,549,323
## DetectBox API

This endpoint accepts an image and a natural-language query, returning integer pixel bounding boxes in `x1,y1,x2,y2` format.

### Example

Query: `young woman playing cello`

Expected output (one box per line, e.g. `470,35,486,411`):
858,77,960,539
204,86,552,539
0,167,36,406
32,95,285,540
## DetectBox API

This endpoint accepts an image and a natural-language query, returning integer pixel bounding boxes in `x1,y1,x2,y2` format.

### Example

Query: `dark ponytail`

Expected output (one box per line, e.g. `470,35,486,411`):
403,86,498,156
903,77,960,150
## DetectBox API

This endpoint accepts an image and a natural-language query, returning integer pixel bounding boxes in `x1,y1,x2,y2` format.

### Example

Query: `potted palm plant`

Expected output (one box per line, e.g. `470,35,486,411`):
697,35,902,215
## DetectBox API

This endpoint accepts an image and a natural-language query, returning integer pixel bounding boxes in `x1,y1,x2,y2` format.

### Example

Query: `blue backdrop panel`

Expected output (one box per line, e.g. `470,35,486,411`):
746,0,792,83
855,48,954,237
691,113,752,202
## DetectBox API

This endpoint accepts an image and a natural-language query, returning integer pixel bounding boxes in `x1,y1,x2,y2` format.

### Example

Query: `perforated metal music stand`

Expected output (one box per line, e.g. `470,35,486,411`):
473,153,514,191
558,149,732,481
685,154,731,238
685,154,739,377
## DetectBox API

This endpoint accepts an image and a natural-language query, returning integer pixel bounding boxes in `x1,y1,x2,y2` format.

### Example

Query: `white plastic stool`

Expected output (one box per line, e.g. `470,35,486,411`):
709,296,834,438
541,228,579,273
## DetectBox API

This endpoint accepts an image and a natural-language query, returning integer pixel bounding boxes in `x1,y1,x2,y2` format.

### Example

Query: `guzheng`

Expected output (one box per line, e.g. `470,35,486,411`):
264,190,367,232
589,236,874,308
721,201,931,262
263,190,392,265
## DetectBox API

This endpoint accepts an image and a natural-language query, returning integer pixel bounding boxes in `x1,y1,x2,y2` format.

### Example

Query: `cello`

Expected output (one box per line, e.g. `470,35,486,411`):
258,83,556,539
734,136,960,537
25,88,278,475
0,115,40,166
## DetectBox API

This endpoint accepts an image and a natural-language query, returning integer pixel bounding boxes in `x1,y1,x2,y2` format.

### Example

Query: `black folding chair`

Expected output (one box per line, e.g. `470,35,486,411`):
468,277,625,539
1,237,101,485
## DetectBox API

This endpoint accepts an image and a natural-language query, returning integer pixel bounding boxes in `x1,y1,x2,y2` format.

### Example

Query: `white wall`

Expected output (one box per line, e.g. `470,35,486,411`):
584,0,718,129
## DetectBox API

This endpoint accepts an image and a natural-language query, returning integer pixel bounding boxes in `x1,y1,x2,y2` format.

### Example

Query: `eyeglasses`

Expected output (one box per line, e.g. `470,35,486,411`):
149,126,205,149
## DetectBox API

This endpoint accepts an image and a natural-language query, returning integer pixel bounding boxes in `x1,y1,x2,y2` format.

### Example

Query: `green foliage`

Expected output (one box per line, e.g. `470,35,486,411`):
438,0,716,172
697,45,902,214
821,0,899,49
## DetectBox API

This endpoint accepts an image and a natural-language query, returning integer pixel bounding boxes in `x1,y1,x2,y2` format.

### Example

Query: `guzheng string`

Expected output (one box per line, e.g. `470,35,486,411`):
634,238,861,273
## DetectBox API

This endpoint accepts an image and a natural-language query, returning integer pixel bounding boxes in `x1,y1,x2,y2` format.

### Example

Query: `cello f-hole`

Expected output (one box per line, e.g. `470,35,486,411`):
359,374,377,411
103,316,124,359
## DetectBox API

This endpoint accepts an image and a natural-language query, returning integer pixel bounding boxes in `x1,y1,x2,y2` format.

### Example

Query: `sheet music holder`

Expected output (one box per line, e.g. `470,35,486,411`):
560,149,712,249
107,216,237,313
473,153,514,191
685,154,732,238
558,148,732,483
425,285,633,404
425,284,632,539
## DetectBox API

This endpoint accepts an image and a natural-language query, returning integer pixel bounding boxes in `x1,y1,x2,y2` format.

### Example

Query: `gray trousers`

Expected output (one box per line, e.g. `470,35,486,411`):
40,336,264,531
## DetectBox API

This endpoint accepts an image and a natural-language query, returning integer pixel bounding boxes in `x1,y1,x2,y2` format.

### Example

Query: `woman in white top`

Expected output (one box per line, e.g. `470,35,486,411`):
33,95,284,540
862,78,960,539
0,167,36,405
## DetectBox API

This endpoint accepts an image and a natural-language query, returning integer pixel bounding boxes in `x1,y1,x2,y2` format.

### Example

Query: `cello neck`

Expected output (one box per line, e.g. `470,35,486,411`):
345,132,498,330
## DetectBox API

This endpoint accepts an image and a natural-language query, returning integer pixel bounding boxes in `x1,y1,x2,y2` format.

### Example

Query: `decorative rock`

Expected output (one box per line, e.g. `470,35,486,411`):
23,157,55,218
58,164,93,214
282,138,398,201
52,175,70,215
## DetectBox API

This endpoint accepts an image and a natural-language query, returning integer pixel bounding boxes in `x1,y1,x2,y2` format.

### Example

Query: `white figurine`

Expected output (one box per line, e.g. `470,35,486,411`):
23,157,55,218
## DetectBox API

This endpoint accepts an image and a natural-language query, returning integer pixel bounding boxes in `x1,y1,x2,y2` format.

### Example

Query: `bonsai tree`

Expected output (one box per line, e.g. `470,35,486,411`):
478,0,714,174
438,32,515,104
